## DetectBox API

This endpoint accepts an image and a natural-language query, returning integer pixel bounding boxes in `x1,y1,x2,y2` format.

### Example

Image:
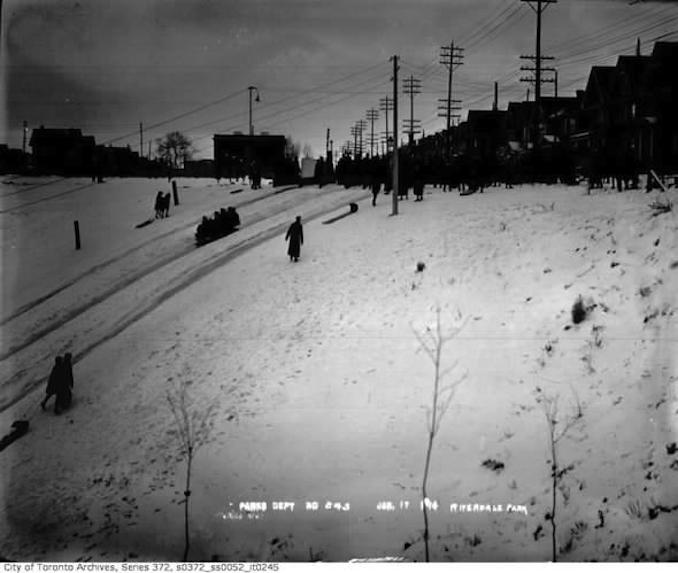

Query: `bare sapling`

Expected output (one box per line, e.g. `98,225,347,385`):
167,379,218,561
535,388,583,562
413,308,468,561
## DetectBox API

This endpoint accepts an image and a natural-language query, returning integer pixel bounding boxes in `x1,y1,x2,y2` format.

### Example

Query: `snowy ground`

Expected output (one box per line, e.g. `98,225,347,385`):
1,176,677,562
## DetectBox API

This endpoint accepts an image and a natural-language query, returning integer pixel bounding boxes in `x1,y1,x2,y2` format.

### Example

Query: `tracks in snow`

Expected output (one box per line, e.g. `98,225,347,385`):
0,187,368,413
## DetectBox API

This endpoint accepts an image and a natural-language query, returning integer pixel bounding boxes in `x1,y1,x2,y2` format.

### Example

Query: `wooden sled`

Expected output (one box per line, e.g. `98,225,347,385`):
322,203,359,225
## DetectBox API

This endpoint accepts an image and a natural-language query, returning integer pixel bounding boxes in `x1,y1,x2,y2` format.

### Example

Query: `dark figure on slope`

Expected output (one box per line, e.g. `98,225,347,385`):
285,216,303,262
371,177,381,206
162,193,171,217
56,352,74,413
41,356,63,412
154,192,164,219
227,206,240,229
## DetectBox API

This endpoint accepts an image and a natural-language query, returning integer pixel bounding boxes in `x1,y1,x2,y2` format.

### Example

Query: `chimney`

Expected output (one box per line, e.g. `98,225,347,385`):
493,82,498,111
636,37,641,57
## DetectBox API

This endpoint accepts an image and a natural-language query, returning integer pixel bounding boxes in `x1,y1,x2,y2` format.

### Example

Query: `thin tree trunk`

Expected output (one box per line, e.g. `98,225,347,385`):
183,449,193,562
422,337,441,562
549,423,557,562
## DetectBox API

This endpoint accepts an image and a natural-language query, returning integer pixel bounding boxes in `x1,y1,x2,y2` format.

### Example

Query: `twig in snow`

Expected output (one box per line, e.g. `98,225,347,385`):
413,308,468,562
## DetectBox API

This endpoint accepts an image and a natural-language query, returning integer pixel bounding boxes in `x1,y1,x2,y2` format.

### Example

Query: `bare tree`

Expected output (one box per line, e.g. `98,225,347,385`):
413,309,468,562
156,131,194,169
535,387,583,562
167,379,218,561
285,136,301,160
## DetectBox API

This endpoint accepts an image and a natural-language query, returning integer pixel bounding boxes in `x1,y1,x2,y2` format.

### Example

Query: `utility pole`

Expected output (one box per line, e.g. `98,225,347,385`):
402,75,422,146
350,121,366,158
350,125,359,158
379,96,394,157
366,108,379,157
520,0,557,147
391,55,399,216
148,141,152,160
325,128,332,164
139,122,144,158
342,141,353,157
22,120,27,154
439,42,464,159
247,86,260,136
358,120,367,158
493,82,499,111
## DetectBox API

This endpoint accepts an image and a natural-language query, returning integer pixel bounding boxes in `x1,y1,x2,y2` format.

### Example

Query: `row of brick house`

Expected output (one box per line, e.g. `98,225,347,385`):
0,127,167,177
448,41,678,179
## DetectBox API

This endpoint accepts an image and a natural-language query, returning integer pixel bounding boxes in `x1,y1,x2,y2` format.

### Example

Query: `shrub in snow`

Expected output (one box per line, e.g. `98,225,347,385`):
571,296,587,324
534,387,583,562
416,262,426,273
481,459,505,473
649,199,672,216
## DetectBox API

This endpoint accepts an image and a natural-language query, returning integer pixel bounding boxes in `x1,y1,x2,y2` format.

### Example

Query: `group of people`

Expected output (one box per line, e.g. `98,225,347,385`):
195,206,241,246
41,353,75,415
154,191,172,218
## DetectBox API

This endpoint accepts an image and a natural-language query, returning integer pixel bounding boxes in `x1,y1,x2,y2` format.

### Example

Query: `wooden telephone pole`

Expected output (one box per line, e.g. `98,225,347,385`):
366,108,379,157
379,96,394,158
439,42,464,158
520,0,557,146
402,75,422,146
391,55,399,216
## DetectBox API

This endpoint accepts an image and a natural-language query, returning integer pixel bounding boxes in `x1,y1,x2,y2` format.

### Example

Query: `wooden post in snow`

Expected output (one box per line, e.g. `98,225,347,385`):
74,220,81,250
172,180,179,205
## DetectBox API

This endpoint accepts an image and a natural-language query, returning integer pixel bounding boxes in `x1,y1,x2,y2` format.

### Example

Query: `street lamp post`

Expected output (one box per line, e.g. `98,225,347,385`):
248,86,260,136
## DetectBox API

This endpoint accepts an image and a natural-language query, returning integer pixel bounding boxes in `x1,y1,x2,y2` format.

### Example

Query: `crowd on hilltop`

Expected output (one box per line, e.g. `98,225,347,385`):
195,206,241,246
334,142,583,196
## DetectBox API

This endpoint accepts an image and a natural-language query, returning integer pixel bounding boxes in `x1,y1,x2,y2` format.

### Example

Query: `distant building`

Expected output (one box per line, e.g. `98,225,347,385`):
96,144,140,177
0,145,29,174
184,159,215,178
29,127,96,175
213,133,287,180
462,109,508,158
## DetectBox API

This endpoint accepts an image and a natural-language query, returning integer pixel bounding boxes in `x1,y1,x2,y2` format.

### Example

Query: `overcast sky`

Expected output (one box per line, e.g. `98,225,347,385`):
2,0,677,158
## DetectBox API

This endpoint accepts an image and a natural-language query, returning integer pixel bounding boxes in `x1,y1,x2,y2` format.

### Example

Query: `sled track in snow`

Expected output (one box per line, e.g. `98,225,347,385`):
0,185,298,327
0,191,368,413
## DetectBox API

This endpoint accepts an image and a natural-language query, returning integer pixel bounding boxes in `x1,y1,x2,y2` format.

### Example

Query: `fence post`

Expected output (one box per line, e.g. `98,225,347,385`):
172,180,179,205
74,220,81,250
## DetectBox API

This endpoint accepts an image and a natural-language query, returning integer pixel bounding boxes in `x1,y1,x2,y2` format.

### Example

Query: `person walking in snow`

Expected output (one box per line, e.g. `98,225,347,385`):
162,192,171,217
41,356,64,413
285,216,303,262
371,176,380,206
154,191,164,219
55,353,74,413
63,352,74,391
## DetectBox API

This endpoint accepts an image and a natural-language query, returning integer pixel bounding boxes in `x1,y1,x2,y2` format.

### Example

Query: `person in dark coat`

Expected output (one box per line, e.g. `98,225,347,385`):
413,178,425,201
56,352,74,412
41,356,64,413
63,353,74,391
154,192,164,219
162,193,171,217
285,216,303,262
227,206,240,231
371,177,380,206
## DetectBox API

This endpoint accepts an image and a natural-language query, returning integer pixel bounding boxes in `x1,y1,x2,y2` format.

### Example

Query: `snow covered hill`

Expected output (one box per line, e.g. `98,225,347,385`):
1,178,677,562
